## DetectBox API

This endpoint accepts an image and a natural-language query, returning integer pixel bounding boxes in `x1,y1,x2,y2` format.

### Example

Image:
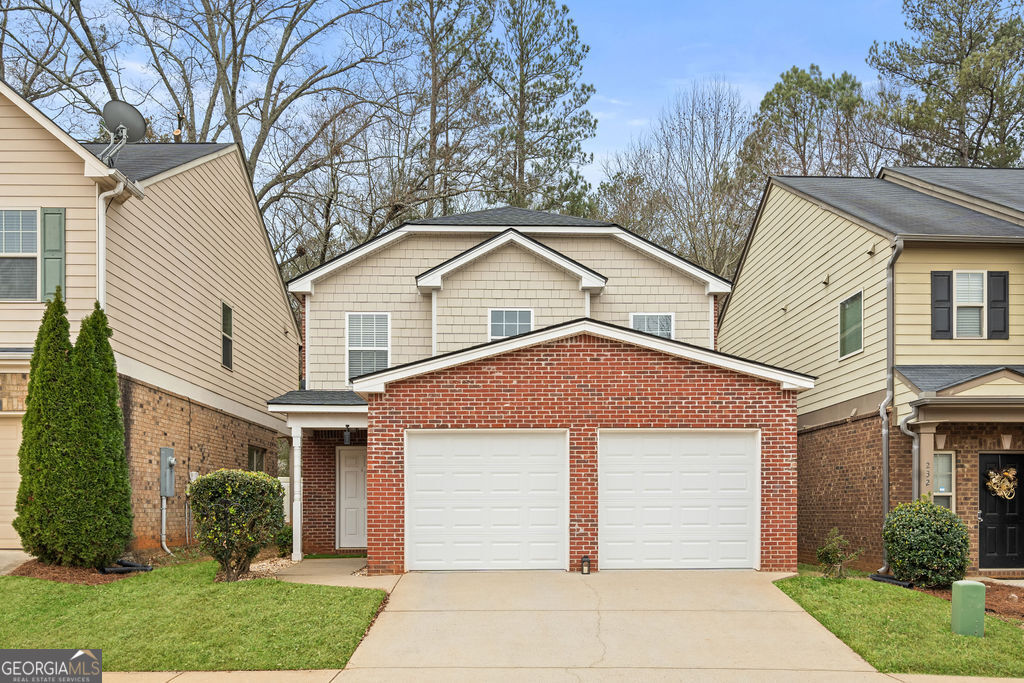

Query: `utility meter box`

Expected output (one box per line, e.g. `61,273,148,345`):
159,447,176,497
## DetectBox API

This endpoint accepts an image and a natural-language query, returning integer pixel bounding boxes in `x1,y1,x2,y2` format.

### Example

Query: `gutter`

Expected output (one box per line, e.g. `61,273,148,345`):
899,403,920,501
878,236,903,574
96,181,125,309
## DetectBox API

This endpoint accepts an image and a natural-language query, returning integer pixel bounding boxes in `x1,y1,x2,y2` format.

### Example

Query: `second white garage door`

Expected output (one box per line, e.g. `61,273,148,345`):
599,430,759,569
405,430,568,570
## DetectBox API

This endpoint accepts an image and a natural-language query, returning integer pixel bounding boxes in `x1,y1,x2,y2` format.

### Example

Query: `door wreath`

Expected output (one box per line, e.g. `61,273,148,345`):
986,467,1018,500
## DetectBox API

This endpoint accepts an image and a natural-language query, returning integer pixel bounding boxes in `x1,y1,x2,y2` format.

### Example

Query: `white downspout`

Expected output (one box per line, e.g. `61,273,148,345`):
291,425,303,562
878,236,903,574
96,181,124,308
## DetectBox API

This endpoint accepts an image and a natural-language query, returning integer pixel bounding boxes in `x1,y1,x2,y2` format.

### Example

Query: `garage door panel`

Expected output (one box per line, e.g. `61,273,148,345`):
406,431,567,570
599,431,758,569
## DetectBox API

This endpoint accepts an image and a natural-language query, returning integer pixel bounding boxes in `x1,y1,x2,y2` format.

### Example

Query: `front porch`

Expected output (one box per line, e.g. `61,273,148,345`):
267,390,370,562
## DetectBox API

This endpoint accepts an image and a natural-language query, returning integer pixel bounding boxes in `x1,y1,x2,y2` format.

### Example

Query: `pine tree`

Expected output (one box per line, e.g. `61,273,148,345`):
65,303,133,566
13,288,73,563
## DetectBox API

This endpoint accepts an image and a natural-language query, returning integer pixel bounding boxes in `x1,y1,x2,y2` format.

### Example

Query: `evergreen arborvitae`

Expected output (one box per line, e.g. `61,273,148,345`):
65,303,133,566
13,288,74,563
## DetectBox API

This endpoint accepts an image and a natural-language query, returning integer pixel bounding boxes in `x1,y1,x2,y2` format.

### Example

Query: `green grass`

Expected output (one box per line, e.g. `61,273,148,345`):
796,562,871,578
0,561,385,671
777,575,1024,677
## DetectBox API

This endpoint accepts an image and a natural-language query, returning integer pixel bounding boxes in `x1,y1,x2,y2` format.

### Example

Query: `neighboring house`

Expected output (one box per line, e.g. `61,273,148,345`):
0,82,300,551
269,207,813,574
718,168,1024,573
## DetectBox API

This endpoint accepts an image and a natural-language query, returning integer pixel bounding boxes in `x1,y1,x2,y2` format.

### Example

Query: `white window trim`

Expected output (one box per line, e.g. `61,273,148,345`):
629,312,676,340
345,312,391,385
837,289,864,361
0,207,41,303
932,450,955,511
221,301,234,371
952,270,987,340
488,308,534,340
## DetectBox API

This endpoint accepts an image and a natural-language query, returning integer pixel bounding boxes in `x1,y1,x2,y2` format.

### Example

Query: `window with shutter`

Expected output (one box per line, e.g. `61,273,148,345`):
0,209,41,301
347,313,389,380
930,271,953,339
954,271,985,338
988,271,1009,339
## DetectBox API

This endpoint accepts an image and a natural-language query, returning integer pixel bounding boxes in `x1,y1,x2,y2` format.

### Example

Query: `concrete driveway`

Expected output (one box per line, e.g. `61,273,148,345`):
339,570,888,682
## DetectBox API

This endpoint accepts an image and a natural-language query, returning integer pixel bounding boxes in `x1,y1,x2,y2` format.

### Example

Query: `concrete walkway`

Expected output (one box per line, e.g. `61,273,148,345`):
0,548,30,575
276,558,399,592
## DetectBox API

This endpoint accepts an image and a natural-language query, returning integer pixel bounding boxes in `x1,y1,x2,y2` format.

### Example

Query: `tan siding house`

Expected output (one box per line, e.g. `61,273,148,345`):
0,82,299,551
718,169,1024,574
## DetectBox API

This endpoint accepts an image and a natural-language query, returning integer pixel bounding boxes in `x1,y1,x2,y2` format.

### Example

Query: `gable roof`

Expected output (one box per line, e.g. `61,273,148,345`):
773,176,1024,239
351,317,814,395
288,211,731,295
882,167,1024,217
407,206,616,227
415,228,607,293
896,365,1024,393
80,142,234,183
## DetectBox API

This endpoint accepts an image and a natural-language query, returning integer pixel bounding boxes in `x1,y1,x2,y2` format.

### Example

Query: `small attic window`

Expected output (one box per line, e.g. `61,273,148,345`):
222,303,233,370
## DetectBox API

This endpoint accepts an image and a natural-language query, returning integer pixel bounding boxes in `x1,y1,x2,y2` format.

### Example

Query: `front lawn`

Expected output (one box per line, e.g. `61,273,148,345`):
0,561,385,671
777,575,1024,677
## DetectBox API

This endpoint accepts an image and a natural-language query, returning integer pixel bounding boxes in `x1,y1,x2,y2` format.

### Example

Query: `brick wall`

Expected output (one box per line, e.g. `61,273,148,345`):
119,376,281,549
300,428,367,553
0,371,28,412
363,333,798,575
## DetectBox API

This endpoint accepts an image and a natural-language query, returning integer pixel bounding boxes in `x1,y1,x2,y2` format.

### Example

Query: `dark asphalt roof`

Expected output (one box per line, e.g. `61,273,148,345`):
774,176,1024,238
896,365,1024,392
887,167,1024,216
267,390,367,406
406,206,617,227
81,142,234,182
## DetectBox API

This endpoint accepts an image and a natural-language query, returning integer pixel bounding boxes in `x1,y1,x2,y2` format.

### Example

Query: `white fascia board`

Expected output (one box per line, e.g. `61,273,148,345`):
137,145,237,188
285,412,369,429
288,229,409,294
611,231,731,294
267,403,368,414
416,230,607,293
353,319,813,395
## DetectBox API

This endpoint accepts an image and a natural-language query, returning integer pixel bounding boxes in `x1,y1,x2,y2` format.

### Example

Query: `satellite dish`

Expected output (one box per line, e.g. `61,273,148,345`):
102,100,147,143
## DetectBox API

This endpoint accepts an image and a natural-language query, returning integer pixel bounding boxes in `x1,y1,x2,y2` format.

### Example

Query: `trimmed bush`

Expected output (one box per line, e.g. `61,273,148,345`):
189,470,285,581
14,295,133,567
816,527,863,579
883,498,968,587
275,525,293,558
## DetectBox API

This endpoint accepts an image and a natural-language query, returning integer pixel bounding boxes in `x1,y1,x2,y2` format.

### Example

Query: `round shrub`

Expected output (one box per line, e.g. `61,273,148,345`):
883,498,968,587
188,469,284,581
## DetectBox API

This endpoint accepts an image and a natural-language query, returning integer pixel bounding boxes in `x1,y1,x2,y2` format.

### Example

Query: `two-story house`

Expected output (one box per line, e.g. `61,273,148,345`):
719,168,1024,574
0,82,300,552
269,207,814,574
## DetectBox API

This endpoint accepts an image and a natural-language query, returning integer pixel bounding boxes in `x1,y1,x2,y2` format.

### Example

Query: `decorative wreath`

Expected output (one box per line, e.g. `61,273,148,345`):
986,467,1018,500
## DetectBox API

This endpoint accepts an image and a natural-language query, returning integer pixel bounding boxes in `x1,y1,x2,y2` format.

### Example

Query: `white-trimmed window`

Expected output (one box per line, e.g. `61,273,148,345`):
838,291,863,359
933,451,955,510
954,271,985,339
630,313,674,339
490,309,532,339
221,302,233,370
247,445,266,472
348,312,389,379
0,209,38,301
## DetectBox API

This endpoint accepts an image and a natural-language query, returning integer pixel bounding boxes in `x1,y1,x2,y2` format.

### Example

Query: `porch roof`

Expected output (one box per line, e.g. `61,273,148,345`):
896,365,1024,392
267,389,367,406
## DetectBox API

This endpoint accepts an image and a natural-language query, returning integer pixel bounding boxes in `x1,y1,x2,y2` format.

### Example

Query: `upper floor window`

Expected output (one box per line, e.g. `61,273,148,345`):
348,312,389,379
0,210,38,301
931,270,1008,340
838,291,863,359
490,309,532,339
630,313,674,339
221,303,233,370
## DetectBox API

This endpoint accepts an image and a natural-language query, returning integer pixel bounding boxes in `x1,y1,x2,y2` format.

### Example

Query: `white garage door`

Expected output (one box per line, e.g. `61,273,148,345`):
599,430,759,569
0,416,22,549
405,430,567,570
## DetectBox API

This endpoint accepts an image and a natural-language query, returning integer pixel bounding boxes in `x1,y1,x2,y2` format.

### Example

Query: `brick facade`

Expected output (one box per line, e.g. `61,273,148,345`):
361,333,798,575
2,371,281,550
300,428,367,554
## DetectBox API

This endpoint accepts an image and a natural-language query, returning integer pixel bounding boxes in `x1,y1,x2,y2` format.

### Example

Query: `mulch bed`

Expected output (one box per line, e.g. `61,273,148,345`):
8,559,135,585
917,581,1024,621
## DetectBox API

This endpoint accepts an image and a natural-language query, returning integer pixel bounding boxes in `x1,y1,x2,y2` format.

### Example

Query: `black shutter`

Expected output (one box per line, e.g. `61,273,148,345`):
988,271,1009,339
931,271,953,339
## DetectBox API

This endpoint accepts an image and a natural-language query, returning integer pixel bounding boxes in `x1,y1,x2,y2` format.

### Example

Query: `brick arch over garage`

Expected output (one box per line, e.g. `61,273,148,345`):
364,333,798,574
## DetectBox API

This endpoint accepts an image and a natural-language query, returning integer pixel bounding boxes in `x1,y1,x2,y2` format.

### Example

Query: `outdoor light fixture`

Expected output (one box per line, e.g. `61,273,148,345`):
343,425,351,446
581,556,591,575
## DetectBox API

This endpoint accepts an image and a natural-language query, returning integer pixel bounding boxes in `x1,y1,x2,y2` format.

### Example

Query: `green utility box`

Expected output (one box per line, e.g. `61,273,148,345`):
951,580,985,637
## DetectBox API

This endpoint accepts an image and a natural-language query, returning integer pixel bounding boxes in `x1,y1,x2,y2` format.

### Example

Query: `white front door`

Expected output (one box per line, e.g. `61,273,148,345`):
336,446,367,548
599,430,760,569
405,430,568,570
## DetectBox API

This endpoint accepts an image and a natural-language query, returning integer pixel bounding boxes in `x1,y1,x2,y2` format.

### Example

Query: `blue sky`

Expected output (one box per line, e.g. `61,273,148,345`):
567,0,911,183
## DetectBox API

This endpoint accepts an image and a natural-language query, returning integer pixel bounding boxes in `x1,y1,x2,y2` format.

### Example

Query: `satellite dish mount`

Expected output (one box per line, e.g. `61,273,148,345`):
99,100,147,165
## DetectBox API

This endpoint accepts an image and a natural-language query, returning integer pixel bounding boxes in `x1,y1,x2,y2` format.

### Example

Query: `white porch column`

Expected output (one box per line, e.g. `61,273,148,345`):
291,425,303,562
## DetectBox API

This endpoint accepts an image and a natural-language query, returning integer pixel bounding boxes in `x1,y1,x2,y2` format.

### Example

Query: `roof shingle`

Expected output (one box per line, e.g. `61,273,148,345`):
406,206,616,227
267,390,367,406
895,365,1024,392
81,142,234,182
